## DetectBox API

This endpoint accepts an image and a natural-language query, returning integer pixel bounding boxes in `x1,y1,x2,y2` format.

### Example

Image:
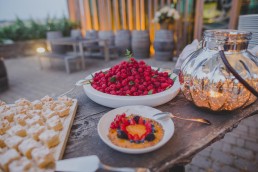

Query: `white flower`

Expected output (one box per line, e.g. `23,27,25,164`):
153,6,180,23
152,17,159,23
160,6,170,13
155,12,161,18
167,8,175,17
174,11,180,20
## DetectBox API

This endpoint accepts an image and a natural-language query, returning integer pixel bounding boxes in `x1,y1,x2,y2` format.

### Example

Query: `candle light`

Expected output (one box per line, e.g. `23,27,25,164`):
36,47,45,54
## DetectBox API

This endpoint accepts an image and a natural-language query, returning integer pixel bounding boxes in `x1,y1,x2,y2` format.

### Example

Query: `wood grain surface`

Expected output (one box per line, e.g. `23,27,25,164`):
63,89,258,171
53,99,78,160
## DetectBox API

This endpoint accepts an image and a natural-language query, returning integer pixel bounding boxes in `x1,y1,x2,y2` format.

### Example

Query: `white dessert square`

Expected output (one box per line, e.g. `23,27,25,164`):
4,135,23,150
15,106,28,114
31,147,55,168
0,147,7,154
27,124,46,141
26,109,42,118
42,101,58,111
15,98,31,107
39,130,59,148
1,109,15,122
58,96,73,106
18,138,41,159
0,119,11,135
42,109,56,120
41,96,53,103
8,157,32,172
6,125,27,137
0,105,10,114
0,149,21,171
32,100,43,110
46,115,63,131
26,115,44,126
0,134,8,148
0,100,6,106
54,104,70,117
14,113,29,126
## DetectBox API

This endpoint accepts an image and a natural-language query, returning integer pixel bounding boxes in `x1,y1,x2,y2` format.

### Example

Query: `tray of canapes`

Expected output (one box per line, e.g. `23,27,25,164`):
0,96,78,172
83,57,180,108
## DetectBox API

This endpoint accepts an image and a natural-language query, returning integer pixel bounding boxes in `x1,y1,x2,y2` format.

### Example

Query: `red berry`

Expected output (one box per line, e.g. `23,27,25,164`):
133,134,140,141
126,90,131,95
128,134,133,140
138,68,143,72
130,119,136,125
163,72,169,77
161,83,169,89
138,117,144,124
131,87,136,92
145,76,151,81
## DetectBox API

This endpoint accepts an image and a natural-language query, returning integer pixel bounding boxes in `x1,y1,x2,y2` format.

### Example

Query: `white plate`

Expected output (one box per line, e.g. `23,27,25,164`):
83,67,180,108
97,105,174,154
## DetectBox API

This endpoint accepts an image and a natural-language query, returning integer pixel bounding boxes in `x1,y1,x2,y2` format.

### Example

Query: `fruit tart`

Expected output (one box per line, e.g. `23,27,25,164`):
108,113,164,149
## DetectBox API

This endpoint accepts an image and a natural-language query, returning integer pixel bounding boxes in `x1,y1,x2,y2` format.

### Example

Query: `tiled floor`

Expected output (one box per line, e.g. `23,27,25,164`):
1,56,258,172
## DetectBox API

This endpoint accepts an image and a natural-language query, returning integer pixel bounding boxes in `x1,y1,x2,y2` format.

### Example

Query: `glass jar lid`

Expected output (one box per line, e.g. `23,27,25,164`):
204,30,252,42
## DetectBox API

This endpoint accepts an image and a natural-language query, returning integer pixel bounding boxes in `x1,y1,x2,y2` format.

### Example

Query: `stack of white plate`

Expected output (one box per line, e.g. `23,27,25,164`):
238,14,258,49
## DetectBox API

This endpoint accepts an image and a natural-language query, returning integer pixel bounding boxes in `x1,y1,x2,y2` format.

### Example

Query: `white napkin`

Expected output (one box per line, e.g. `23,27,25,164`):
175,40,258,70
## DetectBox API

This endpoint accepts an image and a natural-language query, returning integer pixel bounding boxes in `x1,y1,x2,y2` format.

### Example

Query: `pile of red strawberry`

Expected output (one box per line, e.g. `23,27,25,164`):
110,114,155,143
91,58,174,96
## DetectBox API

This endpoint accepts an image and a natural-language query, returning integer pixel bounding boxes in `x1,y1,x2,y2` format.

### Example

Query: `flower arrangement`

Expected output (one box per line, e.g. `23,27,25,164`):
152,5,180,29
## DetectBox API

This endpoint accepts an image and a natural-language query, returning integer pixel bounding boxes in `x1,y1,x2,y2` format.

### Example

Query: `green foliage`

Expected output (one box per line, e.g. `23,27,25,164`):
125,49,133,58
0,16,80,42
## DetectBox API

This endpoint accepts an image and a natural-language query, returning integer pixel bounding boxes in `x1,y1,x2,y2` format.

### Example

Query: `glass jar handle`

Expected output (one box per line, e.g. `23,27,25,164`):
218,47,258,97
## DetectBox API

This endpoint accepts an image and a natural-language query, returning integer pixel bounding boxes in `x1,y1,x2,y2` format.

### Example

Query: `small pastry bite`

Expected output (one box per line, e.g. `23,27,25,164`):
18,138,40,159
54,104,70,117
46,115,63,131
15,106,28,114
0,104,10,114
0,100,6,106
8,157,32,172
0,134,8,148
4,135,23,150
32,100,43,110
0,147,7,154
1,109,15,122
26,115,44,126
31,147,55,168
41,96,53,103
27,124,46,141
39,130,59,148
58,96,73,106
0,119,11,135
42,109,56,120
14,113,28,126
0,149,21,171
42,101,58,111
7,125,27,137
15,98,31,107
26,110,42,118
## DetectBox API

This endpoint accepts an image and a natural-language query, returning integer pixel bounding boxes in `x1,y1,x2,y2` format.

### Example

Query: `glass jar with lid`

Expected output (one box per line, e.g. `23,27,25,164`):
180,30,258,111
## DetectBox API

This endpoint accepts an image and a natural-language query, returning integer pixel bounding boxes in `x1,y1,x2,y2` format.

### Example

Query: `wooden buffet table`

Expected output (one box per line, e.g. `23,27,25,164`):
63,89,258,171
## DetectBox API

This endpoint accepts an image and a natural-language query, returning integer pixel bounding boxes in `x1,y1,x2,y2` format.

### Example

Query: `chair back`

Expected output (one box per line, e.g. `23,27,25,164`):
98,31,115,46
46,31,66,54
71,29,82,40
85,30,98,40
